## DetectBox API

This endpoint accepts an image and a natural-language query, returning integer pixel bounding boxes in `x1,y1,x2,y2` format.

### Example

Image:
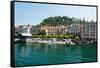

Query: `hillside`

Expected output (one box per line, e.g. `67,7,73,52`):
40,16,83,26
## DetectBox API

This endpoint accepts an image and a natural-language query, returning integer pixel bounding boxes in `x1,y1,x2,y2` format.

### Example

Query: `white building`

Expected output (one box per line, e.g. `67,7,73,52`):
81,22,97,40
68,23,81,36
15,25,19,33
15,24,31,34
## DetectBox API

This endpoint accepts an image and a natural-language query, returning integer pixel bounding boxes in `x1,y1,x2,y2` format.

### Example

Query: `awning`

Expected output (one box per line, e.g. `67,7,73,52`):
21,33,32,36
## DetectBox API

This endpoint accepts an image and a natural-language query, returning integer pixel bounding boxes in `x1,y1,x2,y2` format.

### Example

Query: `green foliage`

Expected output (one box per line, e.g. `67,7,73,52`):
32,34,74,38
40,15,96,27
40,16,73,26
37,31,46,35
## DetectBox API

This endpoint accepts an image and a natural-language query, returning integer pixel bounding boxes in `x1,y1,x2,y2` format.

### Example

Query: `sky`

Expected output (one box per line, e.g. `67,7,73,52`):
15,2,97,25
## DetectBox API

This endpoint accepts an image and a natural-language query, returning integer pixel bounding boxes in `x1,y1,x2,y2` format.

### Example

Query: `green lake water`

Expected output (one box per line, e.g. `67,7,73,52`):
14,42,97,66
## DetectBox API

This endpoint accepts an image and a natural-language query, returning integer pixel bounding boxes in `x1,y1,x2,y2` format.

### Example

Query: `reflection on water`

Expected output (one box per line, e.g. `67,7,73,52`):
15,43,97,66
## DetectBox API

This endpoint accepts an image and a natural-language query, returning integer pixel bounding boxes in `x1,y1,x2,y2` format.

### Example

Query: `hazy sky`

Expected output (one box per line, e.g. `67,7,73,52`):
15,2,96,25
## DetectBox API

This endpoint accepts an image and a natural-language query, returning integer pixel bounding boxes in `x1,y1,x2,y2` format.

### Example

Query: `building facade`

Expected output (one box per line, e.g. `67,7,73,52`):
15,25,19,33
68,23,81,37
41,25,68,35
81,22,97,40
31,25,42,35
15,24,31,34
15,22,97,41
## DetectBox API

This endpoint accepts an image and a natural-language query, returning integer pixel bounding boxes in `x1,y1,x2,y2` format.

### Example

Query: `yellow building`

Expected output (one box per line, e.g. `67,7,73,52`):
41,25,68,35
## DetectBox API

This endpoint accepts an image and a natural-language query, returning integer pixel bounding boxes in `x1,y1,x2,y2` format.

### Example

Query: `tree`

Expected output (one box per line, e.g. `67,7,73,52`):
40,16,73,26
37,31,46,35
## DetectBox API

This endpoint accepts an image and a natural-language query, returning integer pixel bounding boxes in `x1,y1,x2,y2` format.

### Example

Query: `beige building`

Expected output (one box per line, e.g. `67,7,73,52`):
41,25,68,35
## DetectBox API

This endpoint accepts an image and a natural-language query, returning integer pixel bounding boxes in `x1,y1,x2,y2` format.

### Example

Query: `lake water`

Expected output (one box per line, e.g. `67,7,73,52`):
14,42,97,67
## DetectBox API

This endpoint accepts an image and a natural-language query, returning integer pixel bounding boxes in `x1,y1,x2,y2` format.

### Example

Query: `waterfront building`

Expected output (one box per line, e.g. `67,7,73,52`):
15,21,97,41
15,24,31,34
81,22,97,40
31,25,42,35
15,25,19,34
68,23,81,37
41,25,68,35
